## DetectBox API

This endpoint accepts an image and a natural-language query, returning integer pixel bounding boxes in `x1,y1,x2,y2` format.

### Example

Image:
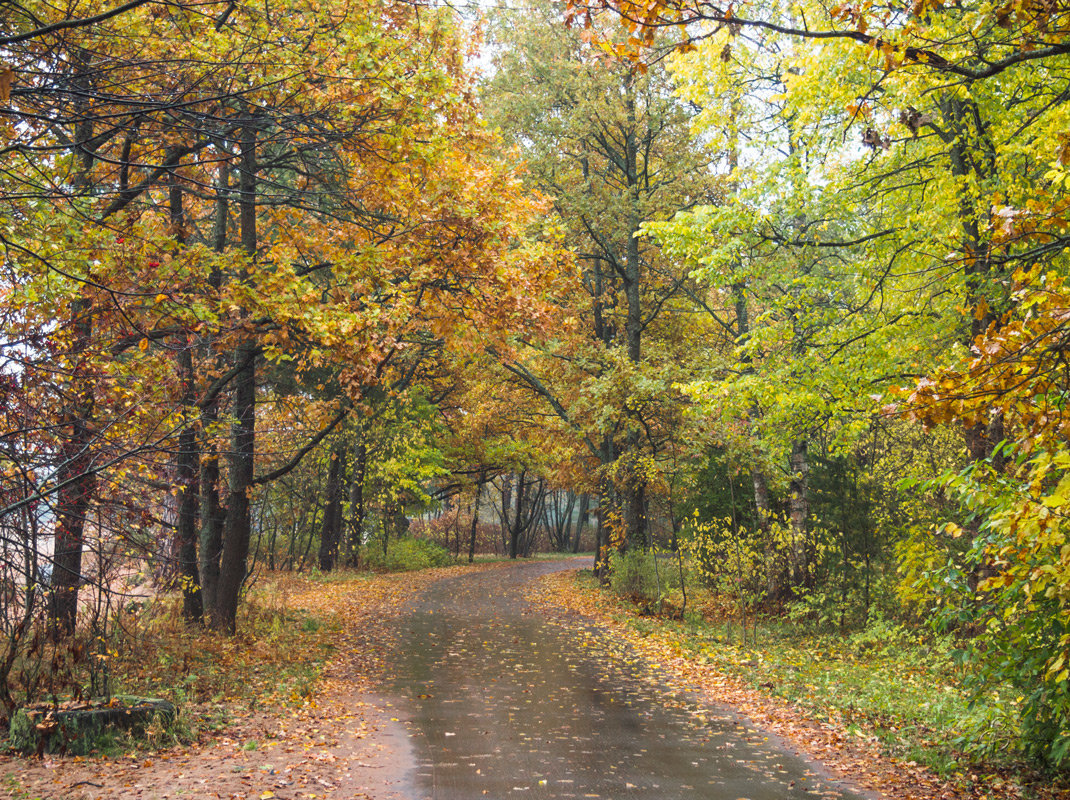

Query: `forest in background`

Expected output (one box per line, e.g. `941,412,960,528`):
1,0,1069,773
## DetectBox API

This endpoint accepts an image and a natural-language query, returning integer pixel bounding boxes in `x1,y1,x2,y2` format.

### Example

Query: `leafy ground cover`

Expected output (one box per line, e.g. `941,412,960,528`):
526,569,1069,800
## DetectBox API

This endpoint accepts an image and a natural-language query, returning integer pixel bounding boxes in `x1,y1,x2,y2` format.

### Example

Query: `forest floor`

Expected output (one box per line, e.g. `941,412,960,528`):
0,563,505,800
1,560,1064,800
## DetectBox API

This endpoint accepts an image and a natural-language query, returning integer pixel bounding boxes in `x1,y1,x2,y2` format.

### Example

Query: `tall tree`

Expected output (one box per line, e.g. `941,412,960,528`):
1,0,561,635
574,0,1070,759
484,0,714,564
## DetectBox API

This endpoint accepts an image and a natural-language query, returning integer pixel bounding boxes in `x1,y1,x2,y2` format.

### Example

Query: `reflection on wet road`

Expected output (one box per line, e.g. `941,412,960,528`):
389,559,866,800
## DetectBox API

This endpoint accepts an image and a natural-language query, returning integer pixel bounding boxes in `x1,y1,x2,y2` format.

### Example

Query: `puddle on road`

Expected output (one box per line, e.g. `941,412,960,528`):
389,561,867,800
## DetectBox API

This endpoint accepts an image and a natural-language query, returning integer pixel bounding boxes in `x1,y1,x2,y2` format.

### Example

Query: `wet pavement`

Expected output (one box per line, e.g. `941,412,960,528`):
388,558,868,800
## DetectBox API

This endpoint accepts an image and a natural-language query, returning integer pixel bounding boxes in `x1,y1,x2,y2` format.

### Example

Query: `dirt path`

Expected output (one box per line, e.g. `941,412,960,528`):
0,559,983,800
387,558,869,800
525,570,982,800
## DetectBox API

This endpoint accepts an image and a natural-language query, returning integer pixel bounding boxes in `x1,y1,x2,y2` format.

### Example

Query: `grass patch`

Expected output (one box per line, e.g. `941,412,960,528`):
1,574,338,756
106,577,340,746
360,537,453,572
567,570,1012,781
2,772,43,799
678,623,976,769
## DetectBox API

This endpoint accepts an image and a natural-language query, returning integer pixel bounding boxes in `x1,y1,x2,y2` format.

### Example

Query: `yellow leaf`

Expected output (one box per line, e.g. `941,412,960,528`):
155,293,168,304
138,338,149,351
1042,474,1070,508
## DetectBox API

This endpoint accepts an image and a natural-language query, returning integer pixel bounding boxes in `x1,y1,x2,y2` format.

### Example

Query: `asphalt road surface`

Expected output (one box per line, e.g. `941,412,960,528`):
388,558,867,800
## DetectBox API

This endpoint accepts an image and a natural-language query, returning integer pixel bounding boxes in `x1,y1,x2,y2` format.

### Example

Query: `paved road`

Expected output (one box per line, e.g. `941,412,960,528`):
388,559,867,800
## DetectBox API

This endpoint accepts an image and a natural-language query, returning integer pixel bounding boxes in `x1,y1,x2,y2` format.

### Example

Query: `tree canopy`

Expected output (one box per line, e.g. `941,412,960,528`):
2,0,1069,769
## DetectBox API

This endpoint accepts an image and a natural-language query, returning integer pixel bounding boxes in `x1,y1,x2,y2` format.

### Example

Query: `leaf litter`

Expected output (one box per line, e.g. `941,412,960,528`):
0,563,502,800
523,571,1065,800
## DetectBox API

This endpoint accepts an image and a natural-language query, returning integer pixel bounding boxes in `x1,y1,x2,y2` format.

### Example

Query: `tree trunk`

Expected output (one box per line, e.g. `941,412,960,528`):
509,470,525,559
198,156,230,616
594,436,615,580
48,347,96,637
199,423,224,615
943,96,1003,467
318,442,346,571
211,118,258,633
176,349,203,621
48,55,98,638
556,491,576,552
468,470,485,563
346,426,367,566
788,438,810,589
572,493,589,553
170,172,203,622
622,449,647,551
620,77,647,551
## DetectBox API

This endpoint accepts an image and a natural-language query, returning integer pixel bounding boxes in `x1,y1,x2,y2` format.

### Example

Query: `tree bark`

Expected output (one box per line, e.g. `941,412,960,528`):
211,118,258,633
788,438,810,588
572,493,589,553
176,347,203,621
168,171,203,622
198,156,230,616
468,470,485,563
48,344,96,637
621,76,647,551
594,435,616,580
942,96,1003,467
509,470,525,559
318,442,346,571
48,52,99,638
346,426,367,566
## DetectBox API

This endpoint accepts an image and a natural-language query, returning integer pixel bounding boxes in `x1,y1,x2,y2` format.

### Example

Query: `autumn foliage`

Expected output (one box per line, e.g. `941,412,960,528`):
0,0,564,714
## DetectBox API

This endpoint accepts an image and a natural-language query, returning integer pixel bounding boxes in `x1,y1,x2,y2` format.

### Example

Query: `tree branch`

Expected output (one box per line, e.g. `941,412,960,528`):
488,348,601,461
0,0,155,46
253,404,349,485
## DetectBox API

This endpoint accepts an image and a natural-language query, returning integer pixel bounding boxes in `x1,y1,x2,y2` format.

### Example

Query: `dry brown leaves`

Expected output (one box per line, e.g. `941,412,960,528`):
0,563,500,800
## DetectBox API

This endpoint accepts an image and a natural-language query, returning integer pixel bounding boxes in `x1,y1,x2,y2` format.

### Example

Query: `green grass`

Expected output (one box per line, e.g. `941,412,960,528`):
2,773,44,799
83,584,340,753
573,570,1012,780
299,567,380,584
681,625,978,765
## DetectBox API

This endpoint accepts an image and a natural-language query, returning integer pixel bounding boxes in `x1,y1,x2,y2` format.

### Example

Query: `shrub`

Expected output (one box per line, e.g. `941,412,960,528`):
680,514,772,603
361,537,453,572
608,550,681,604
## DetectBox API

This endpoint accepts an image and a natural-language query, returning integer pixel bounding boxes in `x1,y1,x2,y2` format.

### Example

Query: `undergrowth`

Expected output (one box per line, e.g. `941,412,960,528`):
106,578,337,745
360,537,454,572
574,570,1062,789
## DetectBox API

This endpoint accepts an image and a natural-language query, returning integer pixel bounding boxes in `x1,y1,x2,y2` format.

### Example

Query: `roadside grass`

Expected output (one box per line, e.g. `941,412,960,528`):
0,575,340,756
95,558,504,752
674,619,980,771
568,570,1020,783
2,772,43,800
108,577,339,743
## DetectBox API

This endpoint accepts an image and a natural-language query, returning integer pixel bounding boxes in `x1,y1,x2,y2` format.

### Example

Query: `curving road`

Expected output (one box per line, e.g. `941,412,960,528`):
387,558,868,800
